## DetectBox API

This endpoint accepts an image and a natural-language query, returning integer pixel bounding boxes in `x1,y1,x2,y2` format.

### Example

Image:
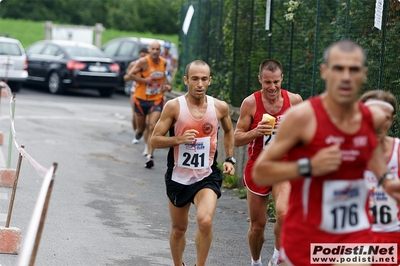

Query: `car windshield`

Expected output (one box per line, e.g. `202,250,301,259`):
0,42,22,56
64,46,106,58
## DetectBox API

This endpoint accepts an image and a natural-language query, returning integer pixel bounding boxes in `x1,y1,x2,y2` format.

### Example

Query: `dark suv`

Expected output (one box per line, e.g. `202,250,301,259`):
102,37,143,95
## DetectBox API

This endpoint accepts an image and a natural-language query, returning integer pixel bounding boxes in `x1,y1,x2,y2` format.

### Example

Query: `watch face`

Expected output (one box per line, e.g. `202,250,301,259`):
386,173,395,180
298,158,310,176
226,157,236,164
299,164,308,175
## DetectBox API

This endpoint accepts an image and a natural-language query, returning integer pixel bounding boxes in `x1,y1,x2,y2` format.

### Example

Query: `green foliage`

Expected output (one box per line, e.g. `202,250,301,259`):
0,18,178,48
102,28,179,47
0,0,180,35
104,0,178,34
219,162,239,189
267,196,276,222
179,0,400,120
233,187,248,199
0,18,44,48
217,162,247,199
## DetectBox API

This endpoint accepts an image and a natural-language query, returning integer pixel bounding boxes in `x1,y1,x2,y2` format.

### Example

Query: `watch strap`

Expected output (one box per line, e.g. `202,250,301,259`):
225,157,236,165
378,172,394,187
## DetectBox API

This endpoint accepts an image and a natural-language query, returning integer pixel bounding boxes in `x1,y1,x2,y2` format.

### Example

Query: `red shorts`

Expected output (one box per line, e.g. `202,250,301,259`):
243,158,271,196
372,231,400,266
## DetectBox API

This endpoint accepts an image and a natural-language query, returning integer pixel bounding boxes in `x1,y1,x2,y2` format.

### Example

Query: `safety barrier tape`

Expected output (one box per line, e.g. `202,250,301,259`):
0,81,49,178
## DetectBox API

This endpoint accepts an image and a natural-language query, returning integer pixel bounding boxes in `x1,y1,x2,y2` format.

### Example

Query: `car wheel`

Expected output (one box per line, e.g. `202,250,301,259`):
7,82,21,92
48,72,64,94
124,81,133,96
99,88,114,97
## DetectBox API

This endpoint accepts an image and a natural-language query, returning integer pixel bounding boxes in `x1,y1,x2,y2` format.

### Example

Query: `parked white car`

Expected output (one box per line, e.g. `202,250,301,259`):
0,35,28,92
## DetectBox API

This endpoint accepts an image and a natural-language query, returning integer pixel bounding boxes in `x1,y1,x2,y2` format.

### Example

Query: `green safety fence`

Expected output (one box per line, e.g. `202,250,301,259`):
177,0,400,135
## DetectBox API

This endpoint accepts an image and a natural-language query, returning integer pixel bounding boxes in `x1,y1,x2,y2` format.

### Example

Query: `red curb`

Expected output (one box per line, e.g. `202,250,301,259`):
0,169,16,187
0,226,21,254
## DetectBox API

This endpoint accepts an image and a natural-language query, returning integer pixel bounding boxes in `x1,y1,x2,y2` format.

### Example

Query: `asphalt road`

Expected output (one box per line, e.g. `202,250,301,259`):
0,86,274,266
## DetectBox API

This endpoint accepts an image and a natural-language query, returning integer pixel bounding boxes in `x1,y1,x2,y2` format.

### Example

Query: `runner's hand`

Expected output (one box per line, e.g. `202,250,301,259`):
383,179,400,203
310,144,342,176
223,162,235,176
163,84,172,92
180,129,199,144
254,120,274,137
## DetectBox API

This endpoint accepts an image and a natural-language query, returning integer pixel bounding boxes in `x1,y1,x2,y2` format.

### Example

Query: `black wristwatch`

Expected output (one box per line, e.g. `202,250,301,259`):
378,172,395,187
298,157,311,177
225,157,236,165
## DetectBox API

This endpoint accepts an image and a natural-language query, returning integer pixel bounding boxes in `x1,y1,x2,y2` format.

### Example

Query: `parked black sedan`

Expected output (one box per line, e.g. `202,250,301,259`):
25,40,120,97
101,37,143,95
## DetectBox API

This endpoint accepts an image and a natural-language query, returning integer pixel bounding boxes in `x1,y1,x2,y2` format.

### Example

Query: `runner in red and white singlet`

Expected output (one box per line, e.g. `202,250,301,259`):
365,138,400,233
361,90,400,266
252,40,400,266
281,96,377,265
235,59,302,266
243,89,292,195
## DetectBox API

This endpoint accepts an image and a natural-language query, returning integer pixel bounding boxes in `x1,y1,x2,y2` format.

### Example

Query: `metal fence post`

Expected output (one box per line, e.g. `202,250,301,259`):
311,0,321,97
378,0,388,90
7,94,16,169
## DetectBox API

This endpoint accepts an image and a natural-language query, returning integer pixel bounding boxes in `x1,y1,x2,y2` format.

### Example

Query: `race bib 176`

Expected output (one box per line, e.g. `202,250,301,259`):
320,179,369,233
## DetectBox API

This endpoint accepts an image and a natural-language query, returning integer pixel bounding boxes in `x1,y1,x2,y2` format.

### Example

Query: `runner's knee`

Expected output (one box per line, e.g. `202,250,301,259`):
275,204,287,223
249,219,266,234
147,122,156,133
197,214,213,234
171,224,187,239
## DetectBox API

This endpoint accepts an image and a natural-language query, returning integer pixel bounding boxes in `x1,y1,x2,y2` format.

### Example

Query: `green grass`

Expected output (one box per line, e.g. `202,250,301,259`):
218,162,248,199
0,18,178,48
0,18,43,48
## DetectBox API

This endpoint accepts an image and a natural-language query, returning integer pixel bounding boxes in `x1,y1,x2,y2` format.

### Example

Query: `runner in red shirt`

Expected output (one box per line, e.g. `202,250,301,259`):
252,40,400,266
234,59,302,266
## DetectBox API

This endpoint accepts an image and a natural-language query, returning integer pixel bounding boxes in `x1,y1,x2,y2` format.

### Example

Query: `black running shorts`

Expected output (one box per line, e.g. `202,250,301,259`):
165,165,222,208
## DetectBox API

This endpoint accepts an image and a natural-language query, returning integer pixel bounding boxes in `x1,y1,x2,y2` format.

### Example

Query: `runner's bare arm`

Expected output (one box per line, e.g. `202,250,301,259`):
234,95,270,147
367,105,390,178
368,143,400,202
367,104,400,202
252,102,342,185
123,61,136,82
288,92,303,105
127,58,152,84
151,100,199,149
161,59,172,91
252,104,308,185
216,100,235,175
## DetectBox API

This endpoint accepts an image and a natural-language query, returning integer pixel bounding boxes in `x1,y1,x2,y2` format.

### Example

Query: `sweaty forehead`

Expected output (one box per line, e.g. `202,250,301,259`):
260,69,282,79
329,46,364,64
188,65,210,77
150,43,160,49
